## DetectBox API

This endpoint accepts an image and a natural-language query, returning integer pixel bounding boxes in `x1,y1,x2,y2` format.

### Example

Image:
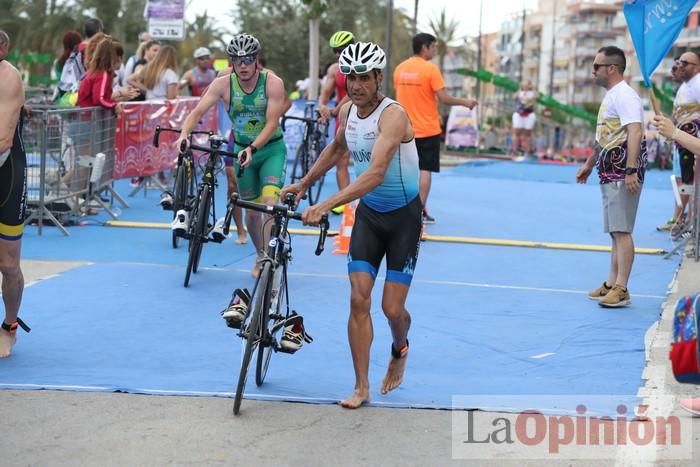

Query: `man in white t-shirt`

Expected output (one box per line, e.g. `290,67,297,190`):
669,51,700,232
576,46,646,308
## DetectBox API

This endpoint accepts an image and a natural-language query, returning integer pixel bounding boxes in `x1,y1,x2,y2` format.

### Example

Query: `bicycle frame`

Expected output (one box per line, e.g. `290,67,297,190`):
225,192,329,414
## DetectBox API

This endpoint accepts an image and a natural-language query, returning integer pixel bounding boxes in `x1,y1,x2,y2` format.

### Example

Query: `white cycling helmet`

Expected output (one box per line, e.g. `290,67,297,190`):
227,33,261,57
338,42,386,75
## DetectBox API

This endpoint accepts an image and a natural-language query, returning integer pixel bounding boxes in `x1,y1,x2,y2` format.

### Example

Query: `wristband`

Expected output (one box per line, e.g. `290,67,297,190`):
248,144,258,154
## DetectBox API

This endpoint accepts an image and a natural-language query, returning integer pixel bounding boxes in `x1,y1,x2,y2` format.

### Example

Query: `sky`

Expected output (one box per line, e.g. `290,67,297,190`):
187,0,540,41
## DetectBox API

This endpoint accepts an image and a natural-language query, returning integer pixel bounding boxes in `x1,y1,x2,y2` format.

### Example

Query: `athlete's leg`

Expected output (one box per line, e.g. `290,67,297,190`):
613,232,634,289
419,170,431,208
380,281,411,394
0,238,23,358
341,271,375,409
225,167,247,244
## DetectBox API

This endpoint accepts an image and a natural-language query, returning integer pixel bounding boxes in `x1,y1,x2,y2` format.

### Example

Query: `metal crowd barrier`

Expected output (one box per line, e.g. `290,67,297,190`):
23,105,128,236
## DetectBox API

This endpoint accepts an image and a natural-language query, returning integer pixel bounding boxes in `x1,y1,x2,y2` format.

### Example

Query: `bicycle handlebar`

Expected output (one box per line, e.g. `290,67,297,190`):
152,125,212,148
226,193,329,256
187,141,246,178
281,112,322,132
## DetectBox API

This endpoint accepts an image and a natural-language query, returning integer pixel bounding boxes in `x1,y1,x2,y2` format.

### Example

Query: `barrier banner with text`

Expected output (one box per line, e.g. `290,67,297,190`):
114,98,217,179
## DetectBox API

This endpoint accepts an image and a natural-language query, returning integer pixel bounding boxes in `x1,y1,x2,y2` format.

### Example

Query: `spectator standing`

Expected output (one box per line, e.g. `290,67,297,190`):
128,45,179,100
179,47,216,96
576,46,646,308
393,33,477,224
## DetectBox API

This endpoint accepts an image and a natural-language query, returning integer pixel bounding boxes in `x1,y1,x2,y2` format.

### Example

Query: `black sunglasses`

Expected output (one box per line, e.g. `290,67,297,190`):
592,63,617,71
675,59,699,67
233,55,257,66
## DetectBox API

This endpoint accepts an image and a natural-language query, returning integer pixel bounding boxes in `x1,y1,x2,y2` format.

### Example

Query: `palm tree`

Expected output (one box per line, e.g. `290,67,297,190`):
428,8,458,75
413,0,418,36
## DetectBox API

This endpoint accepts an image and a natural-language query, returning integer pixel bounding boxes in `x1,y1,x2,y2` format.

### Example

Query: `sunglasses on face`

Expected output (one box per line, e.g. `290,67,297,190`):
339,64,368,74
675,59,699,67
592,63,616,71
233,55,257,66
197,56,210,61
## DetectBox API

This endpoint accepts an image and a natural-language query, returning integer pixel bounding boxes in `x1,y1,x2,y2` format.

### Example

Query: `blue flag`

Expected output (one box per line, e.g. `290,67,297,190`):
623,0,698,87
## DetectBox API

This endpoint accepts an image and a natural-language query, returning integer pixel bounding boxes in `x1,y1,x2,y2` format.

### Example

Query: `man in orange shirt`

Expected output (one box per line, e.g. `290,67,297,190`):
394,33,477,224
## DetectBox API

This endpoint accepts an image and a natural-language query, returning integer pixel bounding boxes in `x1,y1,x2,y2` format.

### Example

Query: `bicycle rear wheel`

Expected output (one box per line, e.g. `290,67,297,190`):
234,261,271,415
256,265,285,386
184,184,208,287
171,163,187,249
306,141,325,205
290,144,306,184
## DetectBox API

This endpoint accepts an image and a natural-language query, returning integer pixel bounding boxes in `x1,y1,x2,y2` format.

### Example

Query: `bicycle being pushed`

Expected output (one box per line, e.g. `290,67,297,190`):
220,192,329,415
281,107,329,206
174,134,239,287
153,126,213,249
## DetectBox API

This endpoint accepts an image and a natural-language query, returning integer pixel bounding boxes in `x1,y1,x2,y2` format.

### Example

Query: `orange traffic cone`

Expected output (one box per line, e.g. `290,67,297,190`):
333,202,355,255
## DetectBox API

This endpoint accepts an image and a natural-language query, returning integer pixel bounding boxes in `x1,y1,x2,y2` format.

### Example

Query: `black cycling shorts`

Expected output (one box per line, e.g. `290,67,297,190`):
0,121,27,241
415,134,441,173
677,122,699,184
678,147,696,185
347,195,422,286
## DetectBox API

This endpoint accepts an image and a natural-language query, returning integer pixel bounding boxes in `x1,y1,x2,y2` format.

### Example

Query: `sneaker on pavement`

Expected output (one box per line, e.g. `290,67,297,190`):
422,212,435,224
211,217,227,243
160,191,174,210
588,281,612,300
221,288,251,329
279,312,313,353
171,209,189,234
598,285,631,308
656,219,675,231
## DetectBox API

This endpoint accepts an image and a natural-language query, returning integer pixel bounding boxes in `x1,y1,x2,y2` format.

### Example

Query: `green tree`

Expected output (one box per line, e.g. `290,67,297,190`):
428,8,458,75
177,12,227,72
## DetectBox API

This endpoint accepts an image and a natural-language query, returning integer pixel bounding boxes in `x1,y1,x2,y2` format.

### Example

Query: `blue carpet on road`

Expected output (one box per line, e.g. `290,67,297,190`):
2,159,681,416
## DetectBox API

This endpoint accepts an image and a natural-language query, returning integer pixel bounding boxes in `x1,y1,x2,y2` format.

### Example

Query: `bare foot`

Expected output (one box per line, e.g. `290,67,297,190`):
251,262,261,278
340,389,370,409
235,234,248,245
0,329,17,358
381,354,408,394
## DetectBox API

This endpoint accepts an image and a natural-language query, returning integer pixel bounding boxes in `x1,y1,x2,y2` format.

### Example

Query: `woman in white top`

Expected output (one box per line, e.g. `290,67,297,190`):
128,44,179,100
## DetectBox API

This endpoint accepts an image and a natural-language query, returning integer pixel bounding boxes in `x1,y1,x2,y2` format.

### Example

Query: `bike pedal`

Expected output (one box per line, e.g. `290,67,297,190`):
276,346,298,355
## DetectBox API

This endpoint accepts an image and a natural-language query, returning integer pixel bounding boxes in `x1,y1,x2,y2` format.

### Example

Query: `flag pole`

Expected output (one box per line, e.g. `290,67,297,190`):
648,84,661,115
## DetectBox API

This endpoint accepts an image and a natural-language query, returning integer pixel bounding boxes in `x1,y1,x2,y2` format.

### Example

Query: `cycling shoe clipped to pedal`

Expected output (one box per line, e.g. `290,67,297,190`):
278,311,313,354
221,288,251,329
210,217,227,243
160,191,174,210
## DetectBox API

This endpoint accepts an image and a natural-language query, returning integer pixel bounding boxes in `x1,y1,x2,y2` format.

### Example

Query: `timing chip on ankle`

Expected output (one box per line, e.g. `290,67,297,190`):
1,318,31,335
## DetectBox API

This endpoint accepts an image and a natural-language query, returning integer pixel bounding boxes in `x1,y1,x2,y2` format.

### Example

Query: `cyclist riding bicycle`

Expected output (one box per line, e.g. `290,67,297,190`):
318,30,355,215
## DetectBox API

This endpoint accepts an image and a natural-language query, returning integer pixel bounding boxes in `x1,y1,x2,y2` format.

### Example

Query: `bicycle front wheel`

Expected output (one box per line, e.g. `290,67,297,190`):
256,265,285,386
234,261,271,415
